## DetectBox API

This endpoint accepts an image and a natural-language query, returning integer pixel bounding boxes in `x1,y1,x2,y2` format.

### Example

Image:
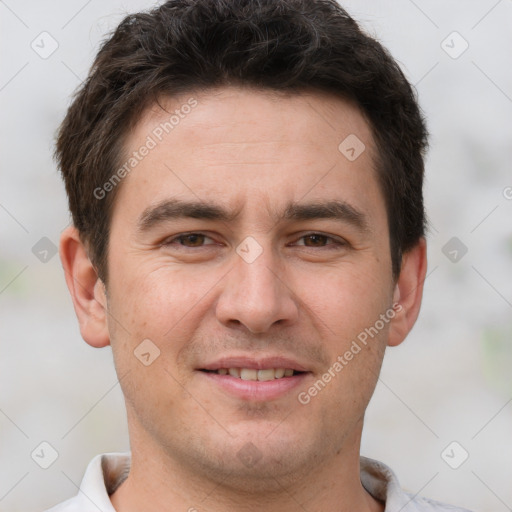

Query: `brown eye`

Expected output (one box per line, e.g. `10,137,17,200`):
302,234,330,247
294,233,347,250
177,234,207,247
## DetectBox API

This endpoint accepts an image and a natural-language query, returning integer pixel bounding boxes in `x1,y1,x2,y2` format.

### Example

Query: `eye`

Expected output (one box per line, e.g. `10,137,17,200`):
162,232,216,248
294,233,346,248
161,232,346,250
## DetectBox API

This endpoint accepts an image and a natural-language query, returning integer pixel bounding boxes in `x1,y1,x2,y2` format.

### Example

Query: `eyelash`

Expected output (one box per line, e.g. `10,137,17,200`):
162,232,347,250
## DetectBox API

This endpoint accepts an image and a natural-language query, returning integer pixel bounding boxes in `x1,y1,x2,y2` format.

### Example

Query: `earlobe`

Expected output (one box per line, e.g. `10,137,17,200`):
387,238,427,347
59,226,110,348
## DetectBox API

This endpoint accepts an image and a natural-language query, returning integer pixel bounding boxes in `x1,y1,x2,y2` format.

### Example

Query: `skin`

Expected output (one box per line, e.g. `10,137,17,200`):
60,86,427,512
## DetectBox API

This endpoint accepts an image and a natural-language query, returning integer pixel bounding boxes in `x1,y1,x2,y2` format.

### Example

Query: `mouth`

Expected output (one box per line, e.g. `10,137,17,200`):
200,367,303,381
196,357,312,401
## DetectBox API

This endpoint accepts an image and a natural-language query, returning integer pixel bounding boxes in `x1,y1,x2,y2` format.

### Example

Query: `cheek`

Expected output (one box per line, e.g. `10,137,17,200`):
296,262,391,343
109,261,218,340
105,264,205,418
105,262,228,395
292,263,391,408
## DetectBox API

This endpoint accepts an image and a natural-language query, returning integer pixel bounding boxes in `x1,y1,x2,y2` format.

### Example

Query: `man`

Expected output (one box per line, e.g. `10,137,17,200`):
49,0,472,510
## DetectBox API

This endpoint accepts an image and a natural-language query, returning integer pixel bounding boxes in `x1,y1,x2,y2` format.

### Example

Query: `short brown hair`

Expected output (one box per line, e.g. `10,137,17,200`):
56,0,428,282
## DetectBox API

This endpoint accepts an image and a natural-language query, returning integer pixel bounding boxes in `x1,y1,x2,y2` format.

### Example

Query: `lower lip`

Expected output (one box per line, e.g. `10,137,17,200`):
199,371,310,401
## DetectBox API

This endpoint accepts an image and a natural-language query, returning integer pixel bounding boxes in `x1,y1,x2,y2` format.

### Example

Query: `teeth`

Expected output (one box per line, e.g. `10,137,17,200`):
275,368,285,378
240,368,258,381
216,368,297,380
257,369,275,381
228,368,240,378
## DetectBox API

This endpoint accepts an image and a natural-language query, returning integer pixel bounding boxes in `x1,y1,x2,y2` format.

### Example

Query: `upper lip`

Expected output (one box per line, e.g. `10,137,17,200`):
198,355,310,372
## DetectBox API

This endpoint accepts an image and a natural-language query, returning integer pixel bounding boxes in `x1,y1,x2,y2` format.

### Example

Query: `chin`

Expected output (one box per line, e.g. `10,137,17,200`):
185,424,327,489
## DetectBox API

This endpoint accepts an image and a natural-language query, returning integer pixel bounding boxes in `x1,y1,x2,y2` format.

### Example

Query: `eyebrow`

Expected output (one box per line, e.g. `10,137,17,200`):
282,201,369,232
137,198,370,233
138,199,240,231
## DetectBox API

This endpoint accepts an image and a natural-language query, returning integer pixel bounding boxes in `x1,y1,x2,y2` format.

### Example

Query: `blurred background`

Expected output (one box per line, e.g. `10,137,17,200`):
0,1,511,510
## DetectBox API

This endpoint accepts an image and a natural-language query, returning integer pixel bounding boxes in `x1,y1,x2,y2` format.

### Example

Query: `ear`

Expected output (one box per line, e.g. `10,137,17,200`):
59,226,110,348
387,238,427,347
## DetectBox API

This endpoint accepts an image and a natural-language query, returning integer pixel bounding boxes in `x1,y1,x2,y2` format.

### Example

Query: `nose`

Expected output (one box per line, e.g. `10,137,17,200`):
215,244,300,334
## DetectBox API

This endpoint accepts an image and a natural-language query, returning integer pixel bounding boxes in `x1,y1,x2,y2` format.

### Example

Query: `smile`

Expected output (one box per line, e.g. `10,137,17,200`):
198,365,310,401
202,368,300,381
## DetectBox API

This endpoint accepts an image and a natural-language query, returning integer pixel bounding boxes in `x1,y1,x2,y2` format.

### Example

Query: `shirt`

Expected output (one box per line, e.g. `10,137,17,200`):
45,453,473,512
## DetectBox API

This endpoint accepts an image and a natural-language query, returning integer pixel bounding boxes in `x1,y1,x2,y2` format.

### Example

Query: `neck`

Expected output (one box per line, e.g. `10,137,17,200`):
110,420,384,512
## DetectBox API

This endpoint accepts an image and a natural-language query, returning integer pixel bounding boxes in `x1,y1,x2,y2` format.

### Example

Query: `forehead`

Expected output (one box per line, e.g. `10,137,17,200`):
138,86,373,158
114,86,384,228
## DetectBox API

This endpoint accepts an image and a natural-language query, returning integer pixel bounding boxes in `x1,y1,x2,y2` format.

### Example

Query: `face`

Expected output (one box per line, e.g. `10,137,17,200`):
104,87,397,486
